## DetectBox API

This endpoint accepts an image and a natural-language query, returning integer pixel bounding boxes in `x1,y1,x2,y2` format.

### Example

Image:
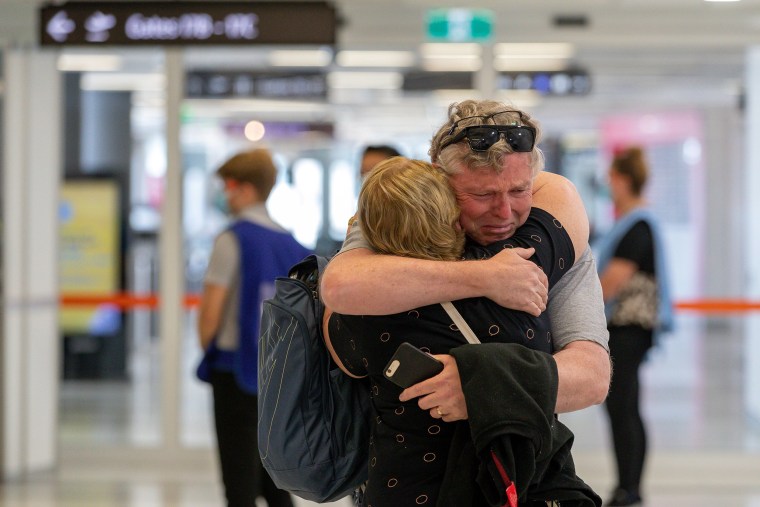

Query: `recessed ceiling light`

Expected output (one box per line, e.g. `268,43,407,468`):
420,43,483,71
420,43,482,57
269,49,333,67
336,51,415,67
80,72,164,91
494,59,570,72
494,43,574,59
58,54,123,72
421,56,482,72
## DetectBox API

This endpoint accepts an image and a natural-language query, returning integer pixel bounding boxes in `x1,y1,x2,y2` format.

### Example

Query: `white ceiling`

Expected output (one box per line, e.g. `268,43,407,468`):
333,0,758,106
214,1,754,127
190,0,759,133
4,0,759,136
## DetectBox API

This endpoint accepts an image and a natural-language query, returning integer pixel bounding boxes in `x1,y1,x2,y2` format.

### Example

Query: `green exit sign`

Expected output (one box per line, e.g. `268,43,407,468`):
426,9,493,42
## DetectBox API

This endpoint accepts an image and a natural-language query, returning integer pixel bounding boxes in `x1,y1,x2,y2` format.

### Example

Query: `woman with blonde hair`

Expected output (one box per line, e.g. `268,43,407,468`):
358,157,464,262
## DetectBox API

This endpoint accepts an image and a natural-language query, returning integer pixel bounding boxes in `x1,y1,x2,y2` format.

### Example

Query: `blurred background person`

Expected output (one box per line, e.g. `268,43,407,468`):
359,144,401,179
594,146,674,507
196,149,311,507
340,144,403,242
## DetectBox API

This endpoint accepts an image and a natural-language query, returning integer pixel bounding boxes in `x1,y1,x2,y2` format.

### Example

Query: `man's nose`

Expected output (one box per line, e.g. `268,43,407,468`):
491,194,512,218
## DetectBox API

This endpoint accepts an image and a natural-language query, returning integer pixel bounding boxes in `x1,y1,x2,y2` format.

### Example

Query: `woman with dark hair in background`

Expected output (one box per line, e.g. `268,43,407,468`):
595,147,674,507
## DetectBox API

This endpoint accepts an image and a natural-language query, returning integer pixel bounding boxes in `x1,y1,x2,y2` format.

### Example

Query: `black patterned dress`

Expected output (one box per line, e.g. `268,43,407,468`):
328,208,573,507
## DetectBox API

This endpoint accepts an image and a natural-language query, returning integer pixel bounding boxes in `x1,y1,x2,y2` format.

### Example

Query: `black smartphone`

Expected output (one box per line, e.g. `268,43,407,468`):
383,342,444,389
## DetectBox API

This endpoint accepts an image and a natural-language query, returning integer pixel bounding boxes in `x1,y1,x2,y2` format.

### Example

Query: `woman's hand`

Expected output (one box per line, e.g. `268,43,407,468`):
398,354,467,422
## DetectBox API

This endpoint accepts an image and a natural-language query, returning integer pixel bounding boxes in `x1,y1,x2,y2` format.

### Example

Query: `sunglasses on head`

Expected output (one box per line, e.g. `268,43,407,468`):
440,110,537,153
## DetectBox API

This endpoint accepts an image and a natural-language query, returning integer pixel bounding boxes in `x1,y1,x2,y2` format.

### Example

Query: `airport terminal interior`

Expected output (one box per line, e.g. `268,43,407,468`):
2,0,760,506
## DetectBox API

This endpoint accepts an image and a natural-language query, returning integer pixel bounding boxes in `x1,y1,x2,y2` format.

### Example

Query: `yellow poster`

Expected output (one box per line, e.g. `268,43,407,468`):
59,181,119,334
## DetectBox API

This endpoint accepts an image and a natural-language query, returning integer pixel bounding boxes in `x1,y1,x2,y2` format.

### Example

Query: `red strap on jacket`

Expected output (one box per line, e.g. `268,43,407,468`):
490,449,518,507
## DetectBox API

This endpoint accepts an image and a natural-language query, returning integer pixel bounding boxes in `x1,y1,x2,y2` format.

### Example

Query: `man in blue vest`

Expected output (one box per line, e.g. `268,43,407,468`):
196,149,311,507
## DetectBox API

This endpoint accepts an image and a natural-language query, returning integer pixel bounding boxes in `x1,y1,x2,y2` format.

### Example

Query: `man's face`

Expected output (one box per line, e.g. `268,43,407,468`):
222,178,249,214
360,152,391,178
448,152,534,246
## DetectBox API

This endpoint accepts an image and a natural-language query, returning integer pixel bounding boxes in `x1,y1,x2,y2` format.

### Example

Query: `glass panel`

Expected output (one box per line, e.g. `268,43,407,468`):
58,50,166,448
328,158,357,242
271,156,324,248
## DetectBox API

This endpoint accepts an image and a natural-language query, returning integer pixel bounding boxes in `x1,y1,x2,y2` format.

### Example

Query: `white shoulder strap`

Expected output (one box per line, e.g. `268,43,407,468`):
440,302,481,344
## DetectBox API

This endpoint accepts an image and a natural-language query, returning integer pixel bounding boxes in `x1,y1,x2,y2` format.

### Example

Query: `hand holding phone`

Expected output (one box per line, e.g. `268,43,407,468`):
383,342,443,389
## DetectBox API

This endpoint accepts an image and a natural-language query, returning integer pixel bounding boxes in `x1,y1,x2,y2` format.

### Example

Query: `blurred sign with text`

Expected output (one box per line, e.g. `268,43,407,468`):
186,71,327,99
40,1,337,46
498,70,591,96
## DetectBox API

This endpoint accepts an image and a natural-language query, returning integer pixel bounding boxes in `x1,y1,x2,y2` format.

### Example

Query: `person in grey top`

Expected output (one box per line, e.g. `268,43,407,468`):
197,149,310,507
321,99,610,420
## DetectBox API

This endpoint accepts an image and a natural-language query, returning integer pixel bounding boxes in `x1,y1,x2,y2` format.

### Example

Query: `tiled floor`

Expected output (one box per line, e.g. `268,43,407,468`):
2,315,759,506
2,450,759,507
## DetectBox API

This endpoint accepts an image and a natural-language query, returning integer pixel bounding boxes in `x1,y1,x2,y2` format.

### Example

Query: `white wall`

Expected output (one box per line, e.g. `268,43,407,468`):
1,48,61,478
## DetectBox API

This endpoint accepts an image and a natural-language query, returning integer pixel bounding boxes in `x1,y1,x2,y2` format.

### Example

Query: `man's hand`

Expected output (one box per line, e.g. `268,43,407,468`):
398,355,467,422
482,247,548,316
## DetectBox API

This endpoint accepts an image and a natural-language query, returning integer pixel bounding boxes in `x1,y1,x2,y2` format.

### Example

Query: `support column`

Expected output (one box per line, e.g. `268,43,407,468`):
474,42,496,99
1,47,61,478
159,48,184,450
744,47,760,423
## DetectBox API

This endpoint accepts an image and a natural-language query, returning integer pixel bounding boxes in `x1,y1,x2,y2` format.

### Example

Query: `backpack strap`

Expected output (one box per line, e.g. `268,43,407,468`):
288,254,329,287
440,302,480,344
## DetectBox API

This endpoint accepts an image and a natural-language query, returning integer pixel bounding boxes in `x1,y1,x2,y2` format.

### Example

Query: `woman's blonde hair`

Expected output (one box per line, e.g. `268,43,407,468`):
358,157,465,261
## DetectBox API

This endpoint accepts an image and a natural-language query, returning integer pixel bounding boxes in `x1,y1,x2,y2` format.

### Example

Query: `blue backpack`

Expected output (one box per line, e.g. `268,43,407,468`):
257,254,372,502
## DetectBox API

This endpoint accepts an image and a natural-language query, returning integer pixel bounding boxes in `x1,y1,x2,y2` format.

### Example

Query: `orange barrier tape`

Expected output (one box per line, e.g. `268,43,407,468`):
674,299,760,313
60,293,200,309
60,294,760,314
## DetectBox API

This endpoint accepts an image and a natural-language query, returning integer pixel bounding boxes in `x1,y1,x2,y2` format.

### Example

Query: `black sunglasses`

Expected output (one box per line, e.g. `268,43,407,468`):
440,110,537,153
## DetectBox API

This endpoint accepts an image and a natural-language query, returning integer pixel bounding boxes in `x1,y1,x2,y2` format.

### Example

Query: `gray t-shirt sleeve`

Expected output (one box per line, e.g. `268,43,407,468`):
203,230,241,350
204,230,239,288
548,247,610,352
338,218,371,253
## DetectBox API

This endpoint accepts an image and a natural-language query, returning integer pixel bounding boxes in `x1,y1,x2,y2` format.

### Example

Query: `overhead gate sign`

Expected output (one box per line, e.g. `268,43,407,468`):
39,1,337,46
